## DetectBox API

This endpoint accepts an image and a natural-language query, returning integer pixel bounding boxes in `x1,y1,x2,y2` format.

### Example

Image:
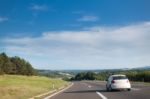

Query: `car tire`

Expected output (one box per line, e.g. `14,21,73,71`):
127,88,131,91
108,85,112,91
106,86,109,91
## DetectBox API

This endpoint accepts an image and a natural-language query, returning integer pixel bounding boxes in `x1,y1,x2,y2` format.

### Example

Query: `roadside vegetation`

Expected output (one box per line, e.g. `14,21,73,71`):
71,70,150,82
0,52,37,75
0,75,68,99
0,53,69,99
123,70,150,82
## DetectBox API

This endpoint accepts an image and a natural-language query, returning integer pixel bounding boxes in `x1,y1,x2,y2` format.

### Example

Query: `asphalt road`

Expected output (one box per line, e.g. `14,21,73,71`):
48,81,150,99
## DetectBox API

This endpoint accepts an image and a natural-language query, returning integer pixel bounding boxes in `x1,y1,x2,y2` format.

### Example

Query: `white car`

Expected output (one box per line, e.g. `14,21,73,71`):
106,74,131,91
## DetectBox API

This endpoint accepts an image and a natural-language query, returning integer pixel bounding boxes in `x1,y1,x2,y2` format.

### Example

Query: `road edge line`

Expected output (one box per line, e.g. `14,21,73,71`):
44,83,74,99
29,90,57,99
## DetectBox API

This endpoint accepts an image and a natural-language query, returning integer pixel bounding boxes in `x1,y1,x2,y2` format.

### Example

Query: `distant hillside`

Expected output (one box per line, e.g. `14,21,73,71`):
37,66,150,78
0,52,36,75
132,66,150,70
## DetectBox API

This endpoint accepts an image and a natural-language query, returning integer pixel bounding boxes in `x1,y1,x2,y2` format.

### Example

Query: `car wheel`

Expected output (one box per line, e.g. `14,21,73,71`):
127,88,131,91
106,86,109,91
108,85,112,91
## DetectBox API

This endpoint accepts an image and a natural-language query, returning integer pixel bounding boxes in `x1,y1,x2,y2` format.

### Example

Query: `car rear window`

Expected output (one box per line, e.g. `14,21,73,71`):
113,76,127,80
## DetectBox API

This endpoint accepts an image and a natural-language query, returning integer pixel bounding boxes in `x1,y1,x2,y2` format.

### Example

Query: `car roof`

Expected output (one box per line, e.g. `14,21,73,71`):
110,74,126,77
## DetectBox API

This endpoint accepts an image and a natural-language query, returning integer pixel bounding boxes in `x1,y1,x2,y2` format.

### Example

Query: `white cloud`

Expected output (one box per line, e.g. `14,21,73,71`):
78,15,99,22
1,21,150,69
30,4,48,11
0,17,8,22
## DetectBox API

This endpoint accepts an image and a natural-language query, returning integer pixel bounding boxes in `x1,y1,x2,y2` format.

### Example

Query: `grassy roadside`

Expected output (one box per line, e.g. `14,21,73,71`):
0,75,69,99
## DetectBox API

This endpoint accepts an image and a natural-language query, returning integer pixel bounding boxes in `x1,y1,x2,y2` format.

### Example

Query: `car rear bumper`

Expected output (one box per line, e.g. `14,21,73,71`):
111,84,131,89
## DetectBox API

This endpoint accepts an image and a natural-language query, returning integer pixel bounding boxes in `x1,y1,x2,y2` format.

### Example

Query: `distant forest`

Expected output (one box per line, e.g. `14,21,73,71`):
71,70,150,82
0,53,36,75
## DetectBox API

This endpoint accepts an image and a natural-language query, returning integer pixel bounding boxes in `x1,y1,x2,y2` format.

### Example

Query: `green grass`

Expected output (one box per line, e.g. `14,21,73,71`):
0,75,68,99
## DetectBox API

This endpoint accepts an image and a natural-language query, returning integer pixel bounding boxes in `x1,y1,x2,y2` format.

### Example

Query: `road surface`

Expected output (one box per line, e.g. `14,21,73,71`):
48,81,150,99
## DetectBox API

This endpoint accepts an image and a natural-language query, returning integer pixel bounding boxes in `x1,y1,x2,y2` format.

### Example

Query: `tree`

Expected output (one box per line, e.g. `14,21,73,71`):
0,53,15,74
0,52,37,75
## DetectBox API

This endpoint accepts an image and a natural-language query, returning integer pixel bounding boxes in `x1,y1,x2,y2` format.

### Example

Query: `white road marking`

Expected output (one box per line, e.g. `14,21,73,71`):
88,85,92,88
96,91,108,99
82,82,92,88
44,83,74,99
131,88,140,91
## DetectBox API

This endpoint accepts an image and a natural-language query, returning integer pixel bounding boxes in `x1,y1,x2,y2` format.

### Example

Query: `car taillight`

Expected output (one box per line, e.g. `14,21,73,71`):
111,80,115,83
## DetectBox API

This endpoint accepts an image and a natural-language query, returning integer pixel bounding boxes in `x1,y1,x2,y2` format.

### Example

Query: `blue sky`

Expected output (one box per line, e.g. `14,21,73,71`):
0,0,150,70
